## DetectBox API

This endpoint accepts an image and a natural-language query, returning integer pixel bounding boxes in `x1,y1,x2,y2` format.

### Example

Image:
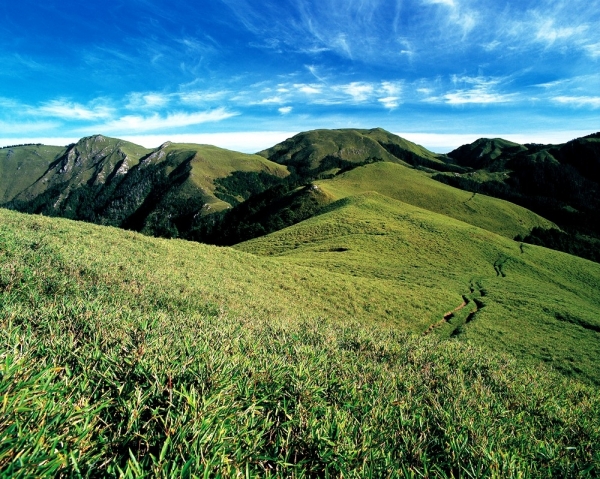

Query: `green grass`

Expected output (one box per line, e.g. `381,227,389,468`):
1,208,599,477
0,145,65,203
170,143,289,212
317,161,554,238
238,192,600,384
258,128,408,170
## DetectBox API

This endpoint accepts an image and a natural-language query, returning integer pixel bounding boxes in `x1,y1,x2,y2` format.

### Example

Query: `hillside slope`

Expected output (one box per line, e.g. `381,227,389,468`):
435,132,600,261
258,128,460,175
1,207,600,476
317,162,553,239
0,144,66,204
238,192,600,384
2,135,289,238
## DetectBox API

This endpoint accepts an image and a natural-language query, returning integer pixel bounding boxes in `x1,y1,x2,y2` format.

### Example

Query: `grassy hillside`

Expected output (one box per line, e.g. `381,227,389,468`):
168,142,289,212
2,137,289,239
258,128,456,175
193,156,554,248
0,144,65,204
238,192,600,384
437,133,600,262
1,208,599,477
317,162,554,239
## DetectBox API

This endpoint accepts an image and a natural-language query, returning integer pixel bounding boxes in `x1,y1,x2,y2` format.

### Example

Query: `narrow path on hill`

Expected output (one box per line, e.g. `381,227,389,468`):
443,297,468,320
423,281,486,337
423,296,469,336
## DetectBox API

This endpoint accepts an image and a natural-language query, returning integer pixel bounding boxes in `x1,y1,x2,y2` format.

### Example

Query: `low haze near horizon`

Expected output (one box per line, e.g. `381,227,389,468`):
1,0,599,152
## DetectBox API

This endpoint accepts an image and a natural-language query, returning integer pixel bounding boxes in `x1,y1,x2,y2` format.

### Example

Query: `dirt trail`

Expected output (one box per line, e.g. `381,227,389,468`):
424,296,469,336
443,296,468,320
424,282,486,336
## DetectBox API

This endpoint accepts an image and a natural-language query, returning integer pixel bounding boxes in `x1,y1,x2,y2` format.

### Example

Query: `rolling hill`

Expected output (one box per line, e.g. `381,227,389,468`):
1,202,599,476
2,128,600,475
434,132,600,261
237,191,600,383
257,127,461,175
1,135,288,238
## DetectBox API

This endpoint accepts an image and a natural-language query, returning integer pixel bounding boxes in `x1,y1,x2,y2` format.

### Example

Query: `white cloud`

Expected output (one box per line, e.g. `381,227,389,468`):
339,82,374,102
553,96,600,108
585,42,600,58
443,90,515,105
295,84,322,95
35,100,114,120
425,76,516,105
421,0,478,36
0,120,60,135
126,92,171,109
423,0,455,6
278,106,293,114
88,108,238,134
535,20,588,45
534,79,570,89
179,90,229,105
482,40,501,51
378,97,400,109
380,81,403,96
258,96,286,105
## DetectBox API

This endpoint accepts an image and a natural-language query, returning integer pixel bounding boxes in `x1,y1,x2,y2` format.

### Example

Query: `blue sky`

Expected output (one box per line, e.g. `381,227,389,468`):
1,0,599,152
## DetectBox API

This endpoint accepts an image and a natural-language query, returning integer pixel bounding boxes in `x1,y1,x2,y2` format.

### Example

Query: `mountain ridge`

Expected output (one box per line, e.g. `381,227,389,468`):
2,128,599,262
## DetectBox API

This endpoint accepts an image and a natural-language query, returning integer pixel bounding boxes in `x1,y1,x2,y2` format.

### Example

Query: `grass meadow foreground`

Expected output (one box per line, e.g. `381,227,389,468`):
1,208,600,477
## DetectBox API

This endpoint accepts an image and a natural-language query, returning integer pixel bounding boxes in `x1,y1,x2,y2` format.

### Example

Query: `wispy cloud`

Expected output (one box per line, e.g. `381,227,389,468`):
278,106,293,114
178,90,230,105
534,19,588,46
226,79,405,109
34,100,114,120
423,0,455,6
339,82,374,102
0,120,60,135
126,92,171,110
378,97,400,109
88,108,239,134
12,54,47,71
585,42,600,58
553,96,600,108
295,84,322,95
421,0,478,37
257,96,286,105
499,4,600,59
423,76,516,105
534,79,570,89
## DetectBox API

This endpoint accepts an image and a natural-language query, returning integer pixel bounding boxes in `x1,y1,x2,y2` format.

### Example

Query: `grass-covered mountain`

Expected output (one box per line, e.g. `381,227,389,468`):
3,128,599,263
0,129,477,244
2,128,600,475
2,205,600,477
1,135,288,238
192,129,553,245
434,133,600,261
257,127,462,175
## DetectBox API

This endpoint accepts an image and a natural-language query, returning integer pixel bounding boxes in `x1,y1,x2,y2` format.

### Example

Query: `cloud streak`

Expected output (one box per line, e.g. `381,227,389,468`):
88,108,239,134
553,96,600,108
34,100,114,120
422,76,517,105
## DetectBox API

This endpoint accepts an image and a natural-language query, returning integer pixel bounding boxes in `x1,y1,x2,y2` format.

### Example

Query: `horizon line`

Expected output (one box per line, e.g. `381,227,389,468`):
1,129,597,154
